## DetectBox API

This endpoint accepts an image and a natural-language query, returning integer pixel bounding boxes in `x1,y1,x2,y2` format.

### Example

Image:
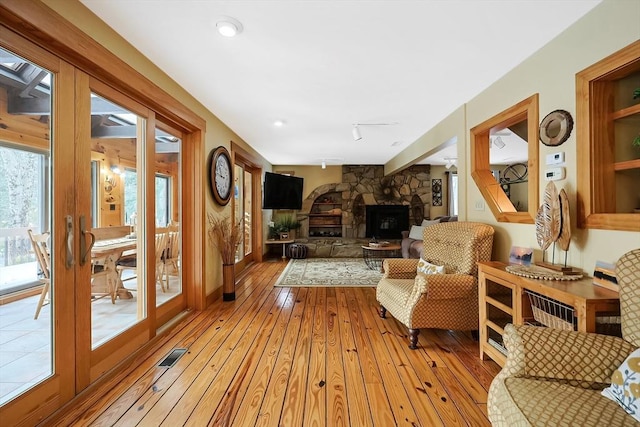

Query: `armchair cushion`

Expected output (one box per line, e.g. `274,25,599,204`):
416,259,444,275
601,348,640,422
489,324,639,426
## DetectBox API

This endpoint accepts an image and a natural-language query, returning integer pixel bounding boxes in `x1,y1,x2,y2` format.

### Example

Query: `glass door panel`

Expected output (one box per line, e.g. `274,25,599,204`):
87,93,147,349
243,169,253,257
234,164,245,263
154,125,181,306
0,49,54,404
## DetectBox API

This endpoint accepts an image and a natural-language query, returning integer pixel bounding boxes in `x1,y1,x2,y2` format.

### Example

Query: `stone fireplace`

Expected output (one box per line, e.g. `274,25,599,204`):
295,165,431,256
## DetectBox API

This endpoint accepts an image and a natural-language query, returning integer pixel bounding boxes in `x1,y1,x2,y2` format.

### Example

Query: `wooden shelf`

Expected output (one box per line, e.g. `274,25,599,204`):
309,225,341,228
614,158,640,171
610,103,640,120
577,40,640,231
308,214,341,217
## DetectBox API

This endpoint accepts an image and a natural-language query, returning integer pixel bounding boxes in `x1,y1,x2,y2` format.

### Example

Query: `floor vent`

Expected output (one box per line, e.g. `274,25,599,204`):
158,348,187,367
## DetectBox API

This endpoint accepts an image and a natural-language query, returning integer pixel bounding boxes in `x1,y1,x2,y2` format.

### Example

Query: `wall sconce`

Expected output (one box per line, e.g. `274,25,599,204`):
321,160,326,169
110,165,122,175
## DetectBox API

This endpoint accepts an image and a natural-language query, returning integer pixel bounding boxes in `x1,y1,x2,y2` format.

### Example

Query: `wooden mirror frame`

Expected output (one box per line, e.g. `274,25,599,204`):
471,94,539,223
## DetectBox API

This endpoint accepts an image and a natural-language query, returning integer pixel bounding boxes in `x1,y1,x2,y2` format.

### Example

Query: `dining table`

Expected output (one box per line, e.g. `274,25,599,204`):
91,236,137,300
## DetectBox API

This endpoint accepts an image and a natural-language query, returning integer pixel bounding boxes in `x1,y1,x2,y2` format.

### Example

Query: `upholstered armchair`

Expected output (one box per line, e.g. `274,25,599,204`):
488,248,640,426
376,222,495,349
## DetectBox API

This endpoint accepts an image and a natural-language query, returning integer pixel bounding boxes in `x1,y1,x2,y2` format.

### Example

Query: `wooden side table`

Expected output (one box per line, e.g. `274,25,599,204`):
361,244,402,271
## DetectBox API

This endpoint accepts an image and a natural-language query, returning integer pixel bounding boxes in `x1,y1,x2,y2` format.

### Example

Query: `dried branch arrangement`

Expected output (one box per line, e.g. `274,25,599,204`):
207,213,242,265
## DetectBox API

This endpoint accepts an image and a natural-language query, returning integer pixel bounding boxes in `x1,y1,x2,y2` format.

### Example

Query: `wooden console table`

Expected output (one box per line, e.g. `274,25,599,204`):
478,261,621,367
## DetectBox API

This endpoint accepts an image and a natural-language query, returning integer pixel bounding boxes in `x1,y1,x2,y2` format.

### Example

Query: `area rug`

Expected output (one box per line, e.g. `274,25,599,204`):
274,258,383,287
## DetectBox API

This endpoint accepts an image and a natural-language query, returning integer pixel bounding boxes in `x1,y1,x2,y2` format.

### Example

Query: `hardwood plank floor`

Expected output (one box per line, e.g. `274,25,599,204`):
56,260,500,426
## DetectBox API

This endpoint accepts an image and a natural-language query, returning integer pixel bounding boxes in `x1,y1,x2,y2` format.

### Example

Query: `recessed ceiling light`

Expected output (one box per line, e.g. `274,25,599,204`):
216,16,243,37
391,141,403,146
273,120,285,127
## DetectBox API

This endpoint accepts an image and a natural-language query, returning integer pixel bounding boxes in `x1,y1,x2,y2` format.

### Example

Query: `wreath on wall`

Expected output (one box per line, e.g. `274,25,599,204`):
375,177,397,203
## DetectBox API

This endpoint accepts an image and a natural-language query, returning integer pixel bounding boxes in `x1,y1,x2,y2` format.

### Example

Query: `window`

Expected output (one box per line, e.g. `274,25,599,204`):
123,170,171,227
0,142,49,294
449,172,459,217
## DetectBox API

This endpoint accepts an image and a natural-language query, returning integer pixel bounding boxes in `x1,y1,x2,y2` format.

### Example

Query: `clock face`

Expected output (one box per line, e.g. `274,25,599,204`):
210,146,232,205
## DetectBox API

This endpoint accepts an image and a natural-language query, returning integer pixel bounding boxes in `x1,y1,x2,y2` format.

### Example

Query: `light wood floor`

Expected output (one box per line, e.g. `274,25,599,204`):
55,260,501,426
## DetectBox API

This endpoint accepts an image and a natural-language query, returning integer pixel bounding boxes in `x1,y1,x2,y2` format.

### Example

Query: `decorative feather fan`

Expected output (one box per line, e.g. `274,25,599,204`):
557,189,571,251
535,205,552,251
543,181,562,243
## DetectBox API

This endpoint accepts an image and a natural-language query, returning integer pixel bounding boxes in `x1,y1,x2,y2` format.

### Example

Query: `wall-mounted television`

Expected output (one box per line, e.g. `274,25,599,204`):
263,172,304,210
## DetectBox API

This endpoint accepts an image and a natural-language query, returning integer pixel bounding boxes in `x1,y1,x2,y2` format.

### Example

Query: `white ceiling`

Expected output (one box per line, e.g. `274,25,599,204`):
80,0,601,167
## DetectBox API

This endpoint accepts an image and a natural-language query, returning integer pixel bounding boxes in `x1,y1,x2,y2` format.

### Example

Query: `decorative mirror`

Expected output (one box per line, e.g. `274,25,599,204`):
539,109,573,146
471,94,539,223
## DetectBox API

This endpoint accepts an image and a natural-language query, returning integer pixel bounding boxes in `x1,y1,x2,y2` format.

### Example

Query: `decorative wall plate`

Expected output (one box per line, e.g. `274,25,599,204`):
539,109,573,146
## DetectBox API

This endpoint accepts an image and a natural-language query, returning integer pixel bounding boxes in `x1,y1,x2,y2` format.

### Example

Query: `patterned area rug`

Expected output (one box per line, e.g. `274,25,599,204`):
274,257,383,287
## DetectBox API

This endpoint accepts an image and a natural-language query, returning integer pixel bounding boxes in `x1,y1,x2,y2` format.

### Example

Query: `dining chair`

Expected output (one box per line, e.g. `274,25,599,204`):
155,229,171,292
163,223,181,289
27,229,51,320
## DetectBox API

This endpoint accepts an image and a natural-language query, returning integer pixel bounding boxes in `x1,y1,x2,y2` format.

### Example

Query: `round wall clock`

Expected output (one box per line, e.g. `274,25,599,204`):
210,146,232,205
539,109,573,146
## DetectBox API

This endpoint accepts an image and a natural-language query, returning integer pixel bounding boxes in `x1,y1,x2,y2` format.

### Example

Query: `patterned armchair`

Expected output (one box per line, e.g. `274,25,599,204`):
376,222,494,349
488,248,640,426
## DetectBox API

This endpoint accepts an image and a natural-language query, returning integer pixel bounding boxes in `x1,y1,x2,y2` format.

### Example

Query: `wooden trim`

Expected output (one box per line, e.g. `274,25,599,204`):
576,40,640,231
231,142,264,265
470,94,539,224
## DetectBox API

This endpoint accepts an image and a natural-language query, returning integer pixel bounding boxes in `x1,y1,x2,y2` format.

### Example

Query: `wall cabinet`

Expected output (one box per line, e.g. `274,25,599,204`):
577,40,640,231
478,262,621,367
308,192,342,237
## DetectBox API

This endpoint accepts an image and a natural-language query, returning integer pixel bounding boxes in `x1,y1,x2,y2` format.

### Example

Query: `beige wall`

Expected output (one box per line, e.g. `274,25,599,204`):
43,0,273,296
465,0,640,269
272,165,342,200
389,0,640,270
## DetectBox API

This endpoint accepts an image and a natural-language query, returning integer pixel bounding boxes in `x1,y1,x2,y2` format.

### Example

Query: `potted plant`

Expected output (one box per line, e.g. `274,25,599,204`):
207,213,242,301
271,214,301,240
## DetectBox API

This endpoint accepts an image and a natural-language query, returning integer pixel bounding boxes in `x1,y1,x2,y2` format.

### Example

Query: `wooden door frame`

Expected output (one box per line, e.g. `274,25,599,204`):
232,142,263,269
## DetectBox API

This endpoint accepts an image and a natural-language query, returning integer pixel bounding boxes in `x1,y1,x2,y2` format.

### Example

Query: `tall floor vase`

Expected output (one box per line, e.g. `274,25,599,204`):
222,263,236,301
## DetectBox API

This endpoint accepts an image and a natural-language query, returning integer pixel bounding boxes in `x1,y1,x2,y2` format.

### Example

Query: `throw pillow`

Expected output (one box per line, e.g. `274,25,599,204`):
601,347,640,422
417,259,445,275
421,219,440,227
408,225,424,240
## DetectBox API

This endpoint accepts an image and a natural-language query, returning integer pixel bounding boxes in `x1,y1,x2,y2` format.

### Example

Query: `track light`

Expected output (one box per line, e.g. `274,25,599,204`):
492,136,506,149
351,122,398,141
352,125,362,141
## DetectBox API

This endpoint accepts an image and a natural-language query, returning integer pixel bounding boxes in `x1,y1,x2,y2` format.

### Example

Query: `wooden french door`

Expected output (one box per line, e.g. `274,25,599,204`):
0,30,77,426
0,28,192,426
233,148,263,273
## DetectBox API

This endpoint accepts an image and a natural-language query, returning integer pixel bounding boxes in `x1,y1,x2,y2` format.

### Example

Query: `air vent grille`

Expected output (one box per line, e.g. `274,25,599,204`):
158,348,187,367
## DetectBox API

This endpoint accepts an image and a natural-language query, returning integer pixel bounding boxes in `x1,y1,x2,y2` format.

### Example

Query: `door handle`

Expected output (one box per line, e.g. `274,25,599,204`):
80,215,95,266
65,215,75,268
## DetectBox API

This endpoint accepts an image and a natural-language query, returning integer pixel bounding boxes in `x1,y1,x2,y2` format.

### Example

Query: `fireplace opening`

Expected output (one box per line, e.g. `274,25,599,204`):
365,205,409,239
